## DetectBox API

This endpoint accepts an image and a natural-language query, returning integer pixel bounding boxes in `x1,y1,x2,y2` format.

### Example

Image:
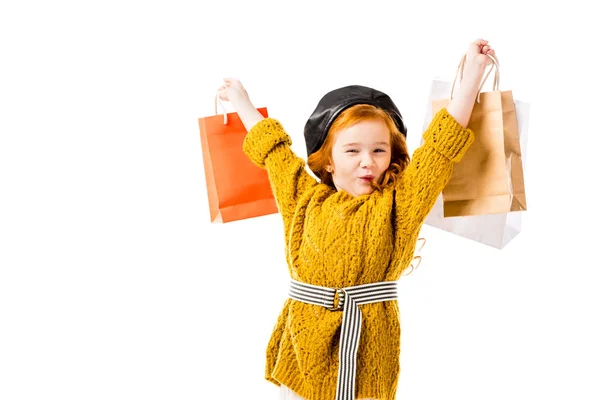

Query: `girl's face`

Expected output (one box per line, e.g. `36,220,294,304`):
326,119,392,197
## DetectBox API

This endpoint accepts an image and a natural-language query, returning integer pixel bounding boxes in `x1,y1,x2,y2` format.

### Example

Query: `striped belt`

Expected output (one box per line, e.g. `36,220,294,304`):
289,279,398,400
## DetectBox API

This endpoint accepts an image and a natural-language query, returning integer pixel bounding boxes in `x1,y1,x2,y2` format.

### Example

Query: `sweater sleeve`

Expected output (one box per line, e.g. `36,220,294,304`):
242,118,318,219
394,108,475,233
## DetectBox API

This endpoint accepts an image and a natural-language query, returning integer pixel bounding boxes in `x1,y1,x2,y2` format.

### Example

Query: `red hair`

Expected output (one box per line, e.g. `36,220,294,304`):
307,104,410,192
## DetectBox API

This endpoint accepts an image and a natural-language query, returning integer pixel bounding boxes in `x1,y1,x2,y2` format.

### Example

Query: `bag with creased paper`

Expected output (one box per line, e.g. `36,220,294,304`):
421,54,530,248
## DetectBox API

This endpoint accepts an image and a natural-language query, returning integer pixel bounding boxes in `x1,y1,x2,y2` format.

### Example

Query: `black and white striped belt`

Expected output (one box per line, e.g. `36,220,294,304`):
289,279,398,400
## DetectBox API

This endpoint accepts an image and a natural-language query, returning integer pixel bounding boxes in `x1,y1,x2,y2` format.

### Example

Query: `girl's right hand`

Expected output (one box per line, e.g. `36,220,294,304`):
218,78,249,102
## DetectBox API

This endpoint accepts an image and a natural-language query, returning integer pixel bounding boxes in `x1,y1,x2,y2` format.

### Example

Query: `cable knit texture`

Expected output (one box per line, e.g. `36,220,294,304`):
242,108,474,400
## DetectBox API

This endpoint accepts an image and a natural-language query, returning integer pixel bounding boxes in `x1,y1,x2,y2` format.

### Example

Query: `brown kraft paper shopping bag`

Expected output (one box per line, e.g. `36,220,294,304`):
432,54,527,217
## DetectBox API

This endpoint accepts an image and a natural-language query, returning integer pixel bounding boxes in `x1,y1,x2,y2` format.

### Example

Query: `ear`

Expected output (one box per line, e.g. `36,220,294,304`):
325,156,335,173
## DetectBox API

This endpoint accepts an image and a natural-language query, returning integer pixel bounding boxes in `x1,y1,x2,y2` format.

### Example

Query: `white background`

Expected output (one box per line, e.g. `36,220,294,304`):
1,1,599,399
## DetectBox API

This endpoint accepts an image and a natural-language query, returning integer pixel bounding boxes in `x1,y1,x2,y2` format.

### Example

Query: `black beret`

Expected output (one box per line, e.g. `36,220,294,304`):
303,85,407,158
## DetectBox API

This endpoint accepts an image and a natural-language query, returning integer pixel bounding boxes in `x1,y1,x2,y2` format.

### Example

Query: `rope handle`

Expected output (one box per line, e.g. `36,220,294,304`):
214,90,228,125
450,53,500,103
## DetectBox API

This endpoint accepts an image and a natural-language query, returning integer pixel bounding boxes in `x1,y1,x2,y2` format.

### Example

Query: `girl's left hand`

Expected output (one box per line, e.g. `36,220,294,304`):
465,38,496,67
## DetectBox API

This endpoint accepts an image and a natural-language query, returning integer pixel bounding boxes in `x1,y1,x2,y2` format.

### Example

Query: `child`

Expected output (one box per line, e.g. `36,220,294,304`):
218,39,495,400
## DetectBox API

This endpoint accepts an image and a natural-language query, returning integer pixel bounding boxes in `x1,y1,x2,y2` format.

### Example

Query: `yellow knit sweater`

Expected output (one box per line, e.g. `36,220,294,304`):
242,108,474,400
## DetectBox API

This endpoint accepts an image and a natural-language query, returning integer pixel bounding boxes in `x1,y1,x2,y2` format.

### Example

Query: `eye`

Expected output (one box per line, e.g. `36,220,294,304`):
345,149,358,153
374,149,386,153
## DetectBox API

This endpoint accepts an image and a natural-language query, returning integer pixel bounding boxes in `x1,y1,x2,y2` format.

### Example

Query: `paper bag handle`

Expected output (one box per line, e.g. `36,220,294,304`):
214,91,228,125
402,237,426,277
416,237,426,251
450,53,500,103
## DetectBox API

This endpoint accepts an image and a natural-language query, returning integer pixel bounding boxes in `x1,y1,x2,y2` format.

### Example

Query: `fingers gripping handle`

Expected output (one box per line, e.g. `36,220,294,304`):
450,53,500,103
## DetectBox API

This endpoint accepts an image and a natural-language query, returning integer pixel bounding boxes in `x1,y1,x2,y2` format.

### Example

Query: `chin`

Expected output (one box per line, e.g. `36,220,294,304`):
356,187,375,196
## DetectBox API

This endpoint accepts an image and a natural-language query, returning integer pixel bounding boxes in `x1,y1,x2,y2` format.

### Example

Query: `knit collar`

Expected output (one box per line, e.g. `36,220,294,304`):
331,185,383,203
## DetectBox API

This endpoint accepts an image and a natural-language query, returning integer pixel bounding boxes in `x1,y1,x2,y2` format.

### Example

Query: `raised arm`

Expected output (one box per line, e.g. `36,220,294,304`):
394,39,495,232
219,79,265,132
219,79,318,221
446,39,494,127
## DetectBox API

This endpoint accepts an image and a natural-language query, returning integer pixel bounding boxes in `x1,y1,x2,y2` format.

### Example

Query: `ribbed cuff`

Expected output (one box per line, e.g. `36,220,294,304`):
242,118,292,168
423,108,475,163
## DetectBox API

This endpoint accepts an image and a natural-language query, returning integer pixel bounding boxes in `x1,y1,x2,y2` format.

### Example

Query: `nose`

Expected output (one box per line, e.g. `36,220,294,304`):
360,153,376,168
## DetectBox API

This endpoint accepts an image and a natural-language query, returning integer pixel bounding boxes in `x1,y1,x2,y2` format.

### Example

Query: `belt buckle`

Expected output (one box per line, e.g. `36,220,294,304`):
327,288,344,311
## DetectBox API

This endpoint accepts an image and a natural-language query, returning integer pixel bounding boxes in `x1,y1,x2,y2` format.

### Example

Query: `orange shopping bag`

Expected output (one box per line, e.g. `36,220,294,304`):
198,96,278,223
